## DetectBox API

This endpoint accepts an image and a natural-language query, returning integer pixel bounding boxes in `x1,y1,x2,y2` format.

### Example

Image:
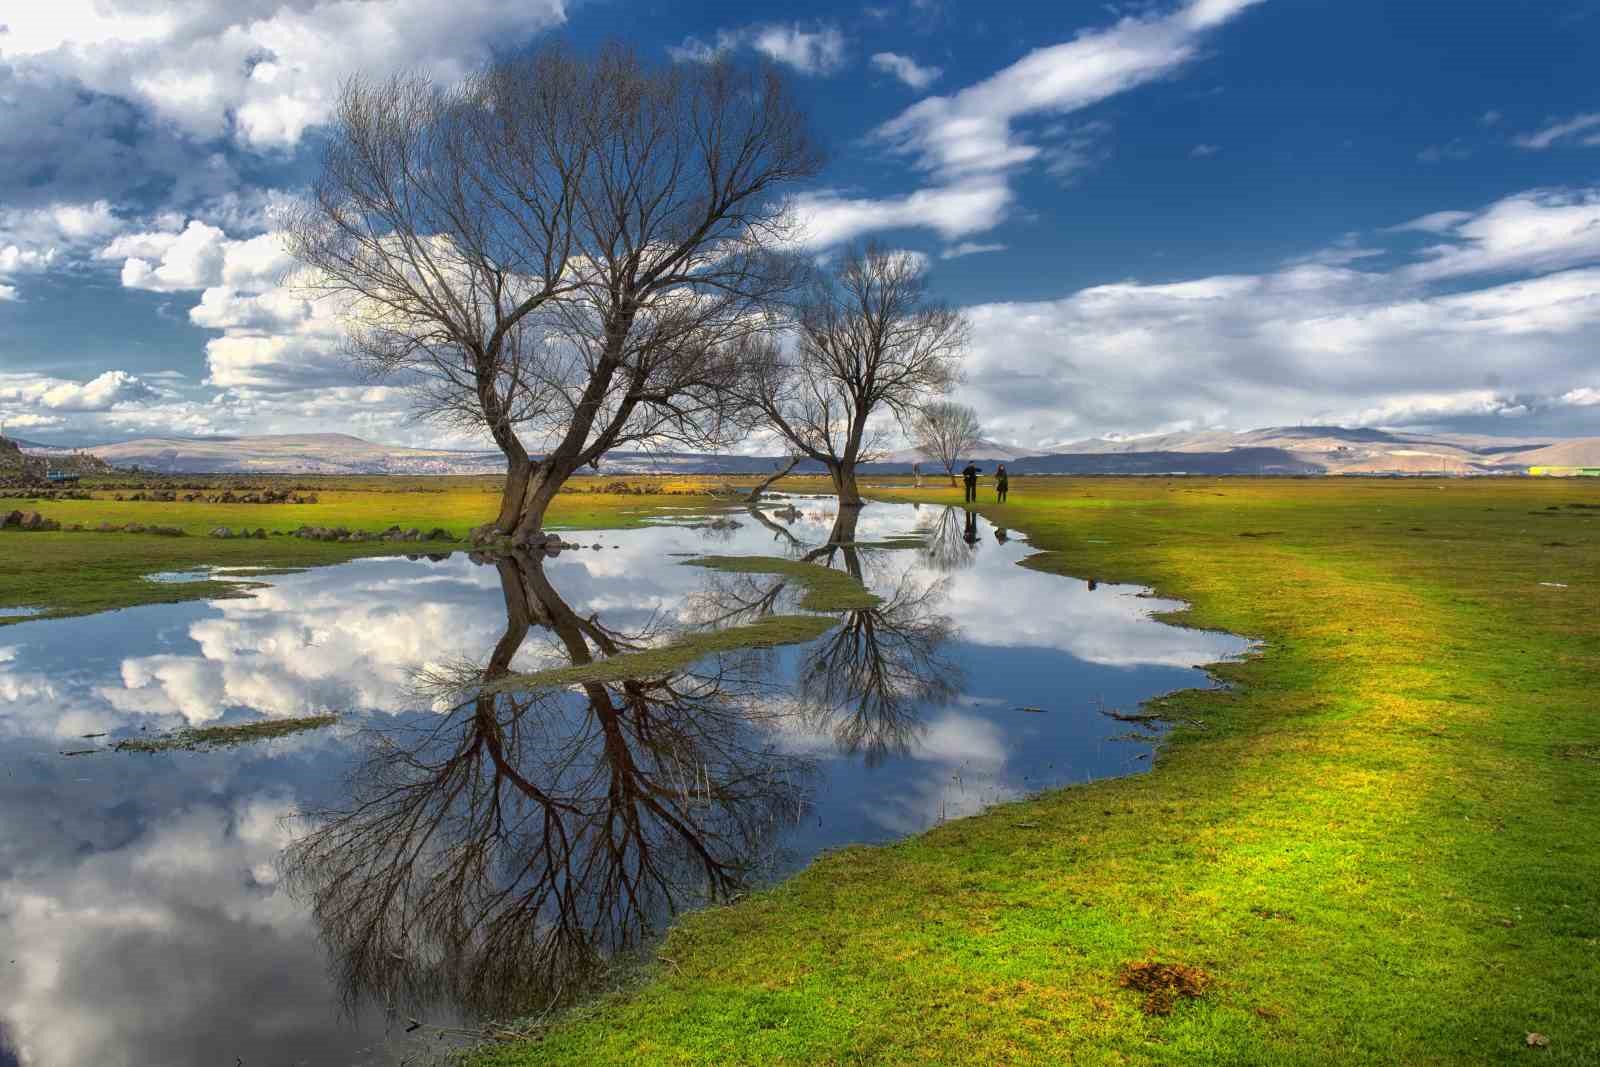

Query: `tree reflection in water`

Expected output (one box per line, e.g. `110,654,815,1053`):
917,504,979,572
281,552,813,1021
696,504,963,767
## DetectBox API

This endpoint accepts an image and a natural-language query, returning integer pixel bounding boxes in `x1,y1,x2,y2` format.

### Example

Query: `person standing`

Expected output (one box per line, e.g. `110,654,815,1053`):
995,463,1009,503
961,461,979,503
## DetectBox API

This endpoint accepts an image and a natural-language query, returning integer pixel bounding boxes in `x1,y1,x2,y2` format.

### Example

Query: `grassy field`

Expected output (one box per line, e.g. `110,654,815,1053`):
0,474,751,624
458,476,1599,1065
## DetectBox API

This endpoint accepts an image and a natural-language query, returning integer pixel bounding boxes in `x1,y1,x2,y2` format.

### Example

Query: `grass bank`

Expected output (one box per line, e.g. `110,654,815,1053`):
0,474,760,625
472,477,1599,1065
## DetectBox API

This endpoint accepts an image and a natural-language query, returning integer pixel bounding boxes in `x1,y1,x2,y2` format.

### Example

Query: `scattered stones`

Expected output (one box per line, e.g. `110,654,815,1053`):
288,525,458,544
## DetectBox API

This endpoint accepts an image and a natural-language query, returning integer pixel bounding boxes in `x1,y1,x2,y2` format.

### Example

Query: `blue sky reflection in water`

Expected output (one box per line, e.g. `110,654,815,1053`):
0,499,1246,1064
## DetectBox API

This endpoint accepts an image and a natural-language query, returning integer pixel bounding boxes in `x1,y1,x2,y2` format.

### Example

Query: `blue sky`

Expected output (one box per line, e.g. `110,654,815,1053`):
2,0,1599,449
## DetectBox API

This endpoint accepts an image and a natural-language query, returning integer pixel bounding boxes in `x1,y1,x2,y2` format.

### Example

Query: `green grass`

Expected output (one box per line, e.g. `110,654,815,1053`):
0,475,749,626
493,613,837,692
110,714,340,752
469,476,1600,1065
684,555,885,611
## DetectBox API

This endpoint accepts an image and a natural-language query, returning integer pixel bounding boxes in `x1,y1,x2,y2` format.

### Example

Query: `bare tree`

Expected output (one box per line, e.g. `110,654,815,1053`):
284,43,821,545
746,245,969,508
909,401,983,486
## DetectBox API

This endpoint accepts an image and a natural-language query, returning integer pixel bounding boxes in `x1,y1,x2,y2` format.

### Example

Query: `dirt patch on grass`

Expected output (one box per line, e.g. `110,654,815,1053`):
1118,960,1213,1015
1554,743,1600,761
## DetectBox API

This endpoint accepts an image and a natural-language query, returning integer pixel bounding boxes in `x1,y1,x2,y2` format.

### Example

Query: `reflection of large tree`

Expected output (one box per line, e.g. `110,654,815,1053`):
281,553,809,1020
691,504,962,767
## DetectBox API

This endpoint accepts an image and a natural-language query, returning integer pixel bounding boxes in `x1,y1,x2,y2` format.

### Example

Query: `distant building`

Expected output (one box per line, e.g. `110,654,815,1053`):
1529,466,1600,477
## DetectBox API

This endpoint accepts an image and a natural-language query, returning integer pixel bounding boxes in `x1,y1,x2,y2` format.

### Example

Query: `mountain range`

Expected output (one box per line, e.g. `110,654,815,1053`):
13,427,1600,476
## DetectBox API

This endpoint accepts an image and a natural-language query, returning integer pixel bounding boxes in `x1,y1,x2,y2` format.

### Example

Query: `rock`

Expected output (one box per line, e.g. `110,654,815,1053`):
19,511,42,531
209,527,233,539
426,528,453,542
1,510,20,529
253,528,268,540
150,526,184,537
124,523,147,534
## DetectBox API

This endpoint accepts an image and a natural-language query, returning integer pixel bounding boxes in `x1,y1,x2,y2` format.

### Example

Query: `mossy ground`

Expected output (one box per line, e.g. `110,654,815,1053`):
468,476,1600,1065
494,613,837,692
110,714,340,752
0,474,751,625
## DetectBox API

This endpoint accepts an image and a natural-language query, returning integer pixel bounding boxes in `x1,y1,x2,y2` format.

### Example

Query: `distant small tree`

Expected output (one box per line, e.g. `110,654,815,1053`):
909,401,982,486
747,245,968,507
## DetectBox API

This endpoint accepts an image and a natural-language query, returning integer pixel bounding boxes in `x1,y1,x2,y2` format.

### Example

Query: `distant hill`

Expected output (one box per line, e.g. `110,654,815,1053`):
16,426,1598,476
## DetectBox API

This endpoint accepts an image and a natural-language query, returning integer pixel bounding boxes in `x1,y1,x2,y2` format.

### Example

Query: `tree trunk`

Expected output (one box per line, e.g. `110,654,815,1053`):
495,453,533,534
832,463,864,507
510,462,569,545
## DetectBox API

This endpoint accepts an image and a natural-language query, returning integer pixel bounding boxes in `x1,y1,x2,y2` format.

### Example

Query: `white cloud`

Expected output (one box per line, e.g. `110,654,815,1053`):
799,0,1263,246
794,179,1013,246
1191,143,1219,157
670,23,846,76
112,221,293,293
1560,387,1600,407
1403,188,1600,281
870,52,942,90
1514,113,1600,150
941,241,1008,259
3,0,569,150
0,284,17,302
958,256,1600,444
0,370,157,413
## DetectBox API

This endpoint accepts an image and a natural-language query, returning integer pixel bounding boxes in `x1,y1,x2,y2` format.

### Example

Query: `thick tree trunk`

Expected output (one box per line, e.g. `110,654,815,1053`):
509,463,570,545
496,453,534,534
831,462,864,507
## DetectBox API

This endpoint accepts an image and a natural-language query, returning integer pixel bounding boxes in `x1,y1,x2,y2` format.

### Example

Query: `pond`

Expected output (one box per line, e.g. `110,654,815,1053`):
0,498,1248,1065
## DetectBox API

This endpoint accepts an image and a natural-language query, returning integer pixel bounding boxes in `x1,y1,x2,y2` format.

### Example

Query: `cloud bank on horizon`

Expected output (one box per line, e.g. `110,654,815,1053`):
2,0,1598,450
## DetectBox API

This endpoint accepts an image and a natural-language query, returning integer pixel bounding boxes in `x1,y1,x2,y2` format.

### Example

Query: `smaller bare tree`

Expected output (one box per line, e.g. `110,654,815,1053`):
909,401,983,486
748,245,968,508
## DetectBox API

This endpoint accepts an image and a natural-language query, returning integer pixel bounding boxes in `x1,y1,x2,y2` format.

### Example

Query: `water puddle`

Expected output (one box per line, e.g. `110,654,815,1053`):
0,499,1247,1064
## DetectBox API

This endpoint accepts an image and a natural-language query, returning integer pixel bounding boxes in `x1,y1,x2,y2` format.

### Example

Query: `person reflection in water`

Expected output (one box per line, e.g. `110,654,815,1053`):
961,461,979,503
963,509,980,546
282,550,812,1024
994,526,1009,544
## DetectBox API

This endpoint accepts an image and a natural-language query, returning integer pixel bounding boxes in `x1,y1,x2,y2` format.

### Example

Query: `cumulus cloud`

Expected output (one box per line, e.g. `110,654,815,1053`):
959,250,1600,445
0,370,157,413
2,0,569,149
870,52,942,90
670,23,846,75
799,0,1263,246
1514,113,1600,150
109,221,293,293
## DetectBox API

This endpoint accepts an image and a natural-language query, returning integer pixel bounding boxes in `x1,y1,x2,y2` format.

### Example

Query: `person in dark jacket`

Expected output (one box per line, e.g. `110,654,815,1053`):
961,462,979,503
995,463,1009,503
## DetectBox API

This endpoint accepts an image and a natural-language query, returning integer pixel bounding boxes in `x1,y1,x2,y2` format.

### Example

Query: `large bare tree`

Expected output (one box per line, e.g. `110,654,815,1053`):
284,43,821,545
747,245,969,507
909,401,983,485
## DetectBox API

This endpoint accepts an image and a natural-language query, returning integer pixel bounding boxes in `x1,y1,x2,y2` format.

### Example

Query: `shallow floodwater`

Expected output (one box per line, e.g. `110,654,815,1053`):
0,498,1246,1065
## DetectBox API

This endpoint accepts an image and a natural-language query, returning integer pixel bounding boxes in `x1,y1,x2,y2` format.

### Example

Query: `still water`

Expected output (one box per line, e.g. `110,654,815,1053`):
0,498,1246,1065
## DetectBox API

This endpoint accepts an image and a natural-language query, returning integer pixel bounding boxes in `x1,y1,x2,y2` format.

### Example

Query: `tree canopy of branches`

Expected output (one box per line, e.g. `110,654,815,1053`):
283,42,822,544
909,401,983,485
746,244,969,507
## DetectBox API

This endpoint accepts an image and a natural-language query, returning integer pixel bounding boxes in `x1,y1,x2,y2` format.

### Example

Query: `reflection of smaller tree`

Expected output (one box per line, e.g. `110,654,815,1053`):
796,570,960,767
918,505,978,572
